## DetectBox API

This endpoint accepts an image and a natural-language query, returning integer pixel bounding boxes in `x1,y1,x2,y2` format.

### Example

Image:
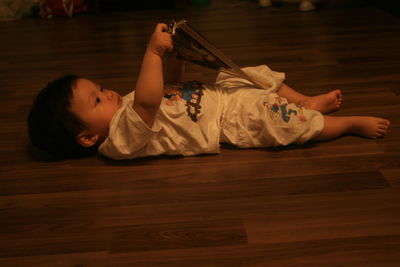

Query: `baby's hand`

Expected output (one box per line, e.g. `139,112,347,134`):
147,23,173,57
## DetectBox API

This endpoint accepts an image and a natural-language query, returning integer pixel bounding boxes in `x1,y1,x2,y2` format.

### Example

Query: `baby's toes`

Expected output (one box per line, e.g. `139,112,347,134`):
377,120,390,136
336,91,343,107
376,130,387,138
379,119,390,127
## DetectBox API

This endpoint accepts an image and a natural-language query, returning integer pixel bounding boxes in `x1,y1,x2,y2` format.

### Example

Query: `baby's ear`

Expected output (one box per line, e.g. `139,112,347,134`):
76,131,99,147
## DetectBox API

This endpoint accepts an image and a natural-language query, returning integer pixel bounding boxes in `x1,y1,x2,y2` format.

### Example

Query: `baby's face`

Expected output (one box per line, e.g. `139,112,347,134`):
69,78,123,140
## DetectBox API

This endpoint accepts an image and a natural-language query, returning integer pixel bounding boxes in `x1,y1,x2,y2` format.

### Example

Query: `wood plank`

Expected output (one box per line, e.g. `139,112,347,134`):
0,0,399,265
110,219,247,253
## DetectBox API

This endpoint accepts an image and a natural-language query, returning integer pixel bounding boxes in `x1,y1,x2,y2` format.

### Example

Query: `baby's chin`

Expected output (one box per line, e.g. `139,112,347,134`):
117,94,123,107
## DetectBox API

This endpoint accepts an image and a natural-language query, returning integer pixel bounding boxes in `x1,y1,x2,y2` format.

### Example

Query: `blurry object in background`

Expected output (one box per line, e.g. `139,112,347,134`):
38,0,88,18
299,0,316,11
0,0,37,21
259,0,272,7
259,0,319,11
89,0,175,12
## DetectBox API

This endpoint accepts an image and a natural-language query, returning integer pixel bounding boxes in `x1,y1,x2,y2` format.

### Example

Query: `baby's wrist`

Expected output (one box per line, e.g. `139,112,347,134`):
146,44,164,57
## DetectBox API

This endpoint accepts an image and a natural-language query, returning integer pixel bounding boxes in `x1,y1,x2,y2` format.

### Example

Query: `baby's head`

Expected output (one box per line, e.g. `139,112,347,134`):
28,75,122,159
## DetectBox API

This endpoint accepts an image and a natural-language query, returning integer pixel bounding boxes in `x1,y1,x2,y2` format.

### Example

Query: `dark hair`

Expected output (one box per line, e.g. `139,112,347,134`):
27,75,98,159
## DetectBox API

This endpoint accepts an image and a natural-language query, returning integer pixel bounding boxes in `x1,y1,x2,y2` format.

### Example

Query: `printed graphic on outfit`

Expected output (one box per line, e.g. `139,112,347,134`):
264,96,307,123
164,81,204,122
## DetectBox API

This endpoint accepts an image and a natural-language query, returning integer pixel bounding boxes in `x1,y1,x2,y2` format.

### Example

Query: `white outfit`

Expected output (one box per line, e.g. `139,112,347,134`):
99,65,324,160
99,80,222,160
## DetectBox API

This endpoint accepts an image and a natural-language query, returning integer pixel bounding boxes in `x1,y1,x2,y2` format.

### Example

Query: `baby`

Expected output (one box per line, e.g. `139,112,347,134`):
27,23,390,160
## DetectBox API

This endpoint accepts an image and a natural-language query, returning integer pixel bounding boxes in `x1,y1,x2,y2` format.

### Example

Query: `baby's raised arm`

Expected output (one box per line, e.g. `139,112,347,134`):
133,23,173,127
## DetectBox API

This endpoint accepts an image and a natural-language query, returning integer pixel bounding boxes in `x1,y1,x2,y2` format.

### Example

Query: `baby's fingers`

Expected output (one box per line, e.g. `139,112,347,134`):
164,35,173,52
155,23,168,33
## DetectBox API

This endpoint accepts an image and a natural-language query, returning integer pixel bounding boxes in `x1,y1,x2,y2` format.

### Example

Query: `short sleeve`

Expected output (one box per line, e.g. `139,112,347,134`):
98,104,161,160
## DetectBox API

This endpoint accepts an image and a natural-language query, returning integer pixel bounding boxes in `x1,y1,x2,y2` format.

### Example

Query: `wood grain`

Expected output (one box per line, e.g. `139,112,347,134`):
0,0,399,265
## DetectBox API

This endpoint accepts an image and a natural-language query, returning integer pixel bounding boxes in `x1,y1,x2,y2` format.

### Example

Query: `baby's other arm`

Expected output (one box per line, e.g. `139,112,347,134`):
133,23,173,127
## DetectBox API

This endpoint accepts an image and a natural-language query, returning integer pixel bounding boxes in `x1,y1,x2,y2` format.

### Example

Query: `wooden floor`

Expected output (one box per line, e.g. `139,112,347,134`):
1,0,400,265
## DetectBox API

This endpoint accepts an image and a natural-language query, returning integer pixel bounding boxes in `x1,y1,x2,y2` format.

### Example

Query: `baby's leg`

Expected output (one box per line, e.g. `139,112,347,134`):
276,83,342,113
314,115,390,141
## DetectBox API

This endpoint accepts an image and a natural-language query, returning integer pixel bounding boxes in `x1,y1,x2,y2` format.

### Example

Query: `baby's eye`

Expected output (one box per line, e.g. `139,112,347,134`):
96,97,101,104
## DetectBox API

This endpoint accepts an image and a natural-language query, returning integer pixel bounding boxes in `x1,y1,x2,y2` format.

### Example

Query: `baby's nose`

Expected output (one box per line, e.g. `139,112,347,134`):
106,90,113,100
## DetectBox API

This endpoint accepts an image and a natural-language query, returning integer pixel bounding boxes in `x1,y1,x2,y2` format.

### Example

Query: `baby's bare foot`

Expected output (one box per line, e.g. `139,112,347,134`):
303,89,342,114
350,116,390,139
